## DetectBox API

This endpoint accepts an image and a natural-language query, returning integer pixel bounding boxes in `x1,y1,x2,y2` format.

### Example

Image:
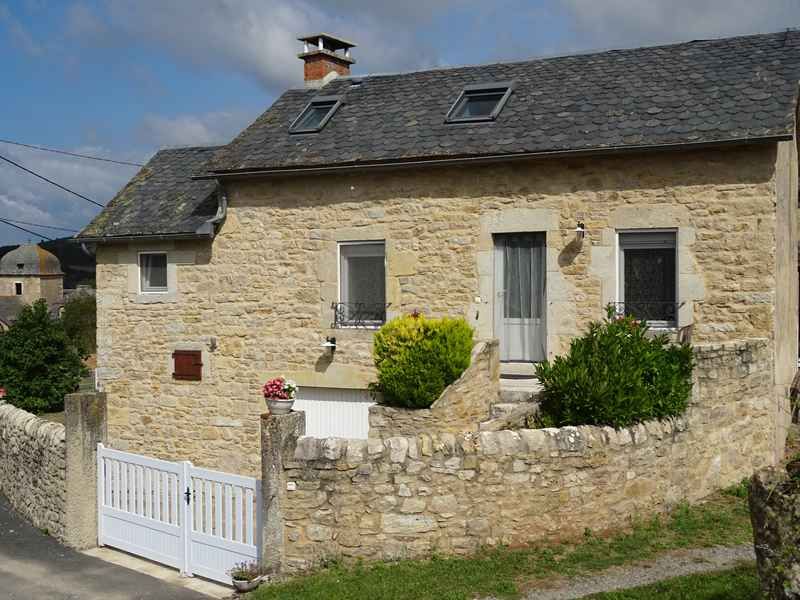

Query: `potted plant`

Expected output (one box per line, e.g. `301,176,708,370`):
229,560,268,592
262,376,298,415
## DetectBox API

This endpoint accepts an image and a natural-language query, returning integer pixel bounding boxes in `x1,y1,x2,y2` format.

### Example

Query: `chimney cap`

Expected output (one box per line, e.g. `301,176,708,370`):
297,33,357,51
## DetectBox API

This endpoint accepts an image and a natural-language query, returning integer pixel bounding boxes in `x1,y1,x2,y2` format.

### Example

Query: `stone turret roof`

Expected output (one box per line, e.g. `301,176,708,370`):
0,244,62,276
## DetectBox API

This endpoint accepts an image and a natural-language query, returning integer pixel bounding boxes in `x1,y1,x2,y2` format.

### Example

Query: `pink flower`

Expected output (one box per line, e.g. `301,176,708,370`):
262,377,297,400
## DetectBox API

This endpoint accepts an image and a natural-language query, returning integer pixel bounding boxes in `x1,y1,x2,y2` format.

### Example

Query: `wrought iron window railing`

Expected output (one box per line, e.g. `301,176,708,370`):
613,301,678,325
332,302,389,329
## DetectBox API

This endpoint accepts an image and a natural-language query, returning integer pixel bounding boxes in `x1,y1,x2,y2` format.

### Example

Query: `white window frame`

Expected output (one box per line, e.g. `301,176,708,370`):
616,229,678,329
138,252,169,294
336,240,387,328
13,281,22,296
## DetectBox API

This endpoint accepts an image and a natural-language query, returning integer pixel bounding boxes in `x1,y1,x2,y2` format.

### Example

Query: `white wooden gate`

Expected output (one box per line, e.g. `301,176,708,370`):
97,444,259,585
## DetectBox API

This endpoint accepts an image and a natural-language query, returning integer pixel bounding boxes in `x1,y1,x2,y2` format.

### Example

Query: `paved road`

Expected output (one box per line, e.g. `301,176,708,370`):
0,494,211,600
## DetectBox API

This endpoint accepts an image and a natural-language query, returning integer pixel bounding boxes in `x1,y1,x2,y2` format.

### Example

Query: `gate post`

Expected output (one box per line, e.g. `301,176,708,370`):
64,391,107,549
180,460,193,578
260,411,305,575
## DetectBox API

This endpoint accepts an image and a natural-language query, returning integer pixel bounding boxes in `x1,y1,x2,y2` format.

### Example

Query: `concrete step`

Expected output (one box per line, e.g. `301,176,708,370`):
490,403,520,419
500,361,537,378
499,376,543,403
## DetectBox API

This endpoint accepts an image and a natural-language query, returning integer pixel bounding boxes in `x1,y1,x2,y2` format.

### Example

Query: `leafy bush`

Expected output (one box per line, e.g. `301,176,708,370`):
372,313,474,409
534,307,693,428
61,293,96,355
0,300,86,414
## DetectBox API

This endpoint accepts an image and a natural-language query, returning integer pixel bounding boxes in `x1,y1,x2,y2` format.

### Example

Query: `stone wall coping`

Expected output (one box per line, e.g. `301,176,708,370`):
291,415,690,465
0,403,65,446
692,338,768,354
294,337,762,463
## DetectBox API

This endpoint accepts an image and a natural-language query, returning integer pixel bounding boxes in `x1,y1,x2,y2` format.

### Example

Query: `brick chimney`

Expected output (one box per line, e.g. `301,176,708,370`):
298,33,356,88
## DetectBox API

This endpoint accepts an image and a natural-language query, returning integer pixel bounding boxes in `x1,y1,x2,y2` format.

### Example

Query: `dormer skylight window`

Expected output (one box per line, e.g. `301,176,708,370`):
289,96,342,133
445,82,514,123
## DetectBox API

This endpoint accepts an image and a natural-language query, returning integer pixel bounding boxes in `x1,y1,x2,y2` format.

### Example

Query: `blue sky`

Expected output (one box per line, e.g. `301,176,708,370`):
1,0,800,245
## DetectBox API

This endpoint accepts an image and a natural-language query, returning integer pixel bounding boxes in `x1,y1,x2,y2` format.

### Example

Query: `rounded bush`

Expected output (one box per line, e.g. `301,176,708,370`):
534,307,693,428
0,299,86,414
372,313,474,409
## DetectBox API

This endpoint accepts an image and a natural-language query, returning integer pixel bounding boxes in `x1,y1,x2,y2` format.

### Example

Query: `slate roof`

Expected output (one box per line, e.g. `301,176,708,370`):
209,30,800,174
77,146,220,240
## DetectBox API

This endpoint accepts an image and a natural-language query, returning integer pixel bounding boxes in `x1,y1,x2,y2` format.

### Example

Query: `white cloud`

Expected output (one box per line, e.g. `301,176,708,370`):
138,110,258,148
65,0,469,92
559,0,800,49
0,144,141,244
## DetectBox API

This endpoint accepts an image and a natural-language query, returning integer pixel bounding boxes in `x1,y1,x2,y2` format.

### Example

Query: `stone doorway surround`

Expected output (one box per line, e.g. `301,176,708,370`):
476,206,705,359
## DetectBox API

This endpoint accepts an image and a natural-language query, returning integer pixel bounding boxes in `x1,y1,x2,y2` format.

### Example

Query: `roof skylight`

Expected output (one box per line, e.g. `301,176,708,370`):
445,82,514,123
289,96,342,133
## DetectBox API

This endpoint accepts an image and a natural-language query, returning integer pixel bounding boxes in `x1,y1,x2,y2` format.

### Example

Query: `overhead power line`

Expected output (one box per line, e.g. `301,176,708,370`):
0,153,105,208
0,218,53,241
0,139,144,167
0,217,77,233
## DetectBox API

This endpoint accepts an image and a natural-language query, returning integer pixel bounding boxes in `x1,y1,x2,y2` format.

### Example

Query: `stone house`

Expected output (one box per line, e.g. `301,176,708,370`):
0,243,65,329
78,31,800,477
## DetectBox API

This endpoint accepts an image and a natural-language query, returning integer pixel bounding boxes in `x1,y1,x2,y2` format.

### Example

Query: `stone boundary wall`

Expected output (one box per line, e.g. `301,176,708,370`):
0,393,107,548
368,340,500,438
0,401,67,540
272,338,778,572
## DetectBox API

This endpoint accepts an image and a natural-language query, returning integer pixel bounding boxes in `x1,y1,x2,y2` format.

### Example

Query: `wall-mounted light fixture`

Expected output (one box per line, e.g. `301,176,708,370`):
321,336,337,353
575,221,586,241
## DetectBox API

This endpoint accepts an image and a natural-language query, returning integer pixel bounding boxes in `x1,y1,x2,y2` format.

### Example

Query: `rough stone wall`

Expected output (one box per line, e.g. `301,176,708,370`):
94,145,786,476
280,339,777,571
368,340,500,438
749,468,800,599
0,401,67,540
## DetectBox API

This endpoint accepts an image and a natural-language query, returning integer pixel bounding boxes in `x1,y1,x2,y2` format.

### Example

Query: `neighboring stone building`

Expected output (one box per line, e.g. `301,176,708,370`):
78,31,800,478
0,243,65,329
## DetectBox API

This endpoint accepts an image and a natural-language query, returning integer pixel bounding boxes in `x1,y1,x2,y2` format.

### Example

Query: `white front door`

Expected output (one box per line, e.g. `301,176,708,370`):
494,233,547,362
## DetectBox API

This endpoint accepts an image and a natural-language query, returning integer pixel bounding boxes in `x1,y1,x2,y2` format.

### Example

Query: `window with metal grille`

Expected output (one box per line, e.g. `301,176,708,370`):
172,350,202,381
617,231,677,326
334,241,386,327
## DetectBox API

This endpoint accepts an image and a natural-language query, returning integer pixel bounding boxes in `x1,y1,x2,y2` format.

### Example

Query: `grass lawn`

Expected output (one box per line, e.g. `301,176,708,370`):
250,487,752,600
586,563,761,599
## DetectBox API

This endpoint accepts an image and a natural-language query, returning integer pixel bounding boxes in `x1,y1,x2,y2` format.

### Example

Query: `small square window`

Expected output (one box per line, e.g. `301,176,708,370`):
139,253,168,293
618,231,677,326
289,96,342,133
446,82,514,123
14,282,22,296
336,242,386,328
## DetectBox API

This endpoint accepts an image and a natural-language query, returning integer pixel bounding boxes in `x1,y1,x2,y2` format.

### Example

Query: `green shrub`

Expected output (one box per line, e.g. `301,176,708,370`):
534,307,693,428
372,313,474,409
0,300,86,414
61,293,96,355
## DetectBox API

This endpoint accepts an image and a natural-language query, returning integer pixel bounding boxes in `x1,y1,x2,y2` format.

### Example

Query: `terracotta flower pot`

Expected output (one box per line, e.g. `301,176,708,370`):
265,397,295,415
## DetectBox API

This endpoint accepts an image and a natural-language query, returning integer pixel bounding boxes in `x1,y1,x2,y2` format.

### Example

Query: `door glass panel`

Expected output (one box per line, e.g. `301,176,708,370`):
503,234,544,320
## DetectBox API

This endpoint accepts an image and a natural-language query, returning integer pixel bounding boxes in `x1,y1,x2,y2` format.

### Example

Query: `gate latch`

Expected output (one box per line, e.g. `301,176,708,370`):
184,487,192,505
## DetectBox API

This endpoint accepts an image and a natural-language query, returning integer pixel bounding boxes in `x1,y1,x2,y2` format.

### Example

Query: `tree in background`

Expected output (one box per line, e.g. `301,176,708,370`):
61,293,97,356
0,300,86,414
